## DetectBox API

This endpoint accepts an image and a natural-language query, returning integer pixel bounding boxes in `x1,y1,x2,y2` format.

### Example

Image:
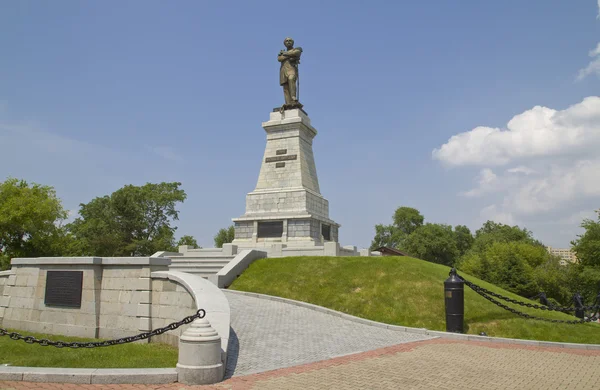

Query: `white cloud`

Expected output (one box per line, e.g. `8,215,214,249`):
507,159,600,215
433,97,600,246
507,166,536,175
598,0,600,19
461,168,498,197
577,47,600,81
432,96,600,166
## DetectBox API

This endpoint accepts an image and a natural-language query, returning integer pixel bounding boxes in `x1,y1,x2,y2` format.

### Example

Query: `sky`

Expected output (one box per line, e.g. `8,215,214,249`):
1,0,599,250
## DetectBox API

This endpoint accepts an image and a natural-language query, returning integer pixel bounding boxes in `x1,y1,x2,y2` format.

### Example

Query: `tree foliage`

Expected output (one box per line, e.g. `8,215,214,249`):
214,226,235,248
402,223,459,266
369,224,404,250
393,207,424,236
177,235,199,249
571,210,600,268
460,241,550,297
454,225,474,256
370,207,424,250
472,221,542,252
68,182,186,256
0,178,69,269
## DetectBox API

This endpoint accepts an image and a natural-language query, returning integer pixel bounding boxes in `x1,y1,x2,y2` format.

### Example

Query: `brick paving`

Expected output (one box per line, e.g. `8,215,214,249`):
223,290,433,377
3,339,600,389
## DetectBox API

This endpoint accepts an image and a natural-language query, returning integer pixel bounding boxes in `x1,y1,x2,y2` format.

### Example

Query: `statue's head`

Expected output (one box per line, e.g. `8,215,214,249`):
284,37,294,49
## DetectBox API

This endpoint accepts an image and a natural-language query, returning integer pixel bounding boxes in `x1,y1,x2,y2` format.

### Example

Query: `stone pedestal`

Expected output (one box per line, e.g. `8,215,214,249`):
176,318,224,385
233,109,340,248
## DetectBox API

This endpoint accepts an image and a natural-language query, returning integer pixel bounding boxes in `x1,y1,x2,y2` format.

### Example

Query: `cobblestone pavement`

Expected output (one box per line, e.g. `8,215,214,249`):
3,339,600,389
223,291,433,377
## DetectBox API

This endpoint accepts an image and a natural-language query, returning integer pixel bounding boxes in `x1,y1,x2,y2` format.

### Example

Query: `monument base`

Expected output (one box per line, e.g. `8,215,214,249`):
232,214,339,248
232,108,340,249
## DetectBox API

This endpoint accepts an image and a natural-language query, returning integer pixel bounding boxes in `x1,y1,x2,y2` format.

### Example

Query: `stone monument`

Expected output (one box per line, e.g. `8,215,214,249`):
232,38,340,249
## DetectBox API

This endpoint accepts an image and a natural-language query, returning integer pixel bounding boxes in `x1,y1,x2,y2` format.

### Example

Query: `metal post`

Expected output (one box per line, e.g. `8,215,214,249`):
444,268,464,333
539,292,549,307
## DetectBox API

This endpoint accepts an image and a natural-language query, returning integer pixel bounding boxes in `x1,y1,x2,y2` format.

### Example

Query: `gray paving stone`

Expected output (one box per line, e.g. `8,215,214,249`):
224,291,434,377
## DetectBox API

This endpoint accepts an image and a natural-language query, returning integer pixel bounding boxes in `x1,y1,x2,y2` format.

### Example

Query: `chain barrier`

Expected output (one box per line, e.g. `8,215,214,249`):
0,309,205,348
456,273,600,324
457,275,600,313
465,286,598,324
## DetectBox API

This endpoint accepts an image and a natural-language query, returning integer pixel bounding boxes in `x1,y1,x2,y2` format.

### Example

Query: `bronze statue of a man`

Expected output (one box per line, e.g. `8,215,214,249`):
278,37,303,108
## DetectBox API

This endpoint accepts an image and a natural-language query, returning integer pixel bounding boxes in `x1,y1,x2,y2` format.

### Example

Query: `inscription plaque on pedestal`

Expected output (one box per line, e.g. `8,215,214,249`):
44,271,83,308
257,221,284,238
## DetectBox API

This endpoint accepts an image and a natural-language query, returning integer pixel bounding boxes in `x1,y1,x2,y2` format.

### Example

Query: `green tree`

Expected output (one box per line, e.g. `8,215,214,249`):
370,206,424,250
214,226,235,248
532,256,572,306
0,178,69,269
454,225,474,256
393,207,424,235
402,223,459,266
571,210,600,267
472,221,543,253
460,241,552,298
370,224,404,250
177,235,199,249
68,182,186,256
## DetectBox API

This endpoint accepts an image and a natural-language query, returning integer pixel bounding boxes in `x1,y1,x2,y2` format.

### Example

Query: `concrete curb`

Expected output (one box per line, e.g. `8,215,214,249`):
224,289,600,351
0,367,178,384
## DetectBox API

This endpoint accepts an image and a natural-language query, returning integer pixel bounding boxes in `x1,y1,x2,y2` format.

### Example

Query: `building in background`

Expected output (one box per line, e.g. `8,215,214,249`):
546,247,578,266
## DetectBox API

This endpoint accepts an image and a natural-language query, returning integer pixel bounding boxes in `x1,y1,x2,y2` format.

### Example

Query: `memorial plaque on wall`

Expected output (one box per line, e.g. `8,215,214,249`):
257,221,284,238
322,224,331,241
44,271,83,308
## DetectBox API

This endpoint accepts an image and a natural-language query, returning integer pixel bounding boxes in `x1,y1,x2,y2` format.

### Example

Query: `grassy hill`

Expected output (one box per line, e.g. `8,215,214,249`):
229,256,600,344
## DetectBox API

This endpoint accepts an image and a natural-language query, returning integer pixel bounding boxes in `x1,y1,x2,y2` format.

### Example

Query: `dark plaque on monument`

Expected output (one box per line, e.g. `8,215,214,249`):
257,221,284,238
322,224,331,241
44,271,83,308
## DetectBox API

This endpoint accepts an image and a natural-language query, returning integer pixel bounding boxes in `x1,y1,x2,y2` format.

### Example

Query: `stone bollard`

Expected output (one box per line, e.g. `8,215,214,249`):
176,318,224,385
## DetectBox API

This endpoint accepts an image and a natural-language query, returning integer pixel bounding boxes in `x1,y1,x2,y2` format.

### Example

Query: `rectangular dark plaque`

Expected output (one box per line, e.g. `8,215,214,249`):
265,154,297,163
275,162,285,168
44,271,83,308
276,149,288,155
322,224,331,241
257,221,284,238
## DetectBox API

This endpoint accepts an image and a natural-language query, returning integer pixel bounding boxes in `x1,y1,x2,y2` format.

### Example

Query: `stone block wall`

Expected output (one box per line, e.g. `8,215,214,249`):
149,278,196,346
234,221,253,240
1,262,102,338
0,271,13,321
0,257,202,344
310,219,321,242
305,191,329,220
287,219,311,238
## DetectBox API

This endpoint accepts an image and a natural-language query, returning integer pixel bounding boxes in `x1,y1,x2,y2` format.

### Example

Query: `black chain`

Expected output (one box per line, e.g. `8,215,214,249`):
469,287,598,324
457,275,600,313
0,309,205,348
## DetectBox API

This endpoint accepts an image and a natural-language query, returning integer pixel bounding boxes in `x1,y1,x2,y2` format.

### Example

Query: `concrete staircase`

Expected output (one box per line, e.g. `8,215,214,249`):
152,245,239,278
169,257,234,278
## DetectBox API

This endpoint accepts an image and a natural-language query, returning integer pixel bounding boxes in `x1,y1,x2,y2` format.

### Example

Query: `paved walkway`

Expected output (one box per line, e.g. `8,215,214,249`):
223,291,432,377
2,339,600,389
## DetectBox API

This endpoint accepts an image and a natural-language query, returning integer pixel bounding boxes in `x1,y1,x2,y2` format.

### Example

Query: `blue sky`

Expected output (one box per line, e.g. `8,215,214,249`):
1,1,599,249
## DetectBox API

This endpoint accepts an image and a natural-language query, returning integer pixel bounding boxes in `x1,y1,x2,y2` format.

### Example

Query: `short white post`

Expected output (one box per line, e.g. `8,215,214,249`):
176,318,224,385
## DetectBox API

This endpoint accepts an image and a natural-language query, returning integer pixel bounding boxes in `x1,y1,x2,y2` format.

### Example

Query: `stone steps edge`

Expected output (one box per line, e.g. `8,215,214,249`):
223,289,600,350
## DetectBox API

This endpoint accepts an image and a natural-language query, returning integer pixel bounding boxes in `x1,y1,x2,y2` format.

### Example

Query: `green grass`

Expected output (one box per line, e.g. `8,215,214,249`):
0,331,178,368
229,256,600,344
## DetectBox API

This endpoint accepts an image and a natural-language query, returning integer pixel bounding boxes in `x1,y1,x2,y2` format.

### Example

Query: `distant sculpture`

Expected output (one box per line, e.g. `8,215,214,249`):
278,37,303,109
